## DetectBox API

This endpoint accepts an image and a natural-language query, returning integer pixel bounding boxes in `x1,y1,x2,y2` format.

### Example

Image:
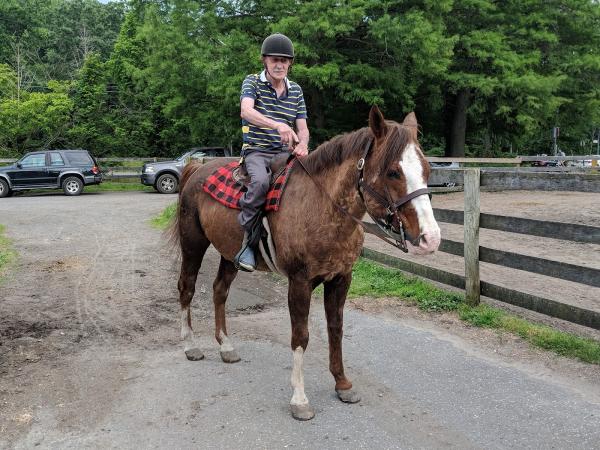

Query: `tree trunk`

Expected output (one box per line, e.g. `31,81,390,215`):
446,88,471,157
309,89,325,130
483,127,491,156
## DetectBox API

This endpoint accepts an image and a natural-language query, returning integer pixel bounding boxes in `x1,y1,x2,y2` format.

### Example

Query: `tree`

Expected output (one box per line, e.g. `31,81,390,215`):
0,76,73,155
69,53,111,154
442,0,598,156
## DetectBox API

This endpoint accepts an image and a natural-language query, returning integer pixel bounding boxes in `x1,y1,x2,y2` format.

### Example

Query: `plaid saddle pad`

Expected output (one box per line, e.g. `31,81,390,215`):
202,159,296,211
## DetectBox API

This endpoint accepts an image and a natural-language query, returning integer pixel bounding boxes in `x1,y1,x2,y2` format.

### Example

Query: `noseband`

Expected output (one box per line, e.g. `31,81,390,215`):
357,138,430,252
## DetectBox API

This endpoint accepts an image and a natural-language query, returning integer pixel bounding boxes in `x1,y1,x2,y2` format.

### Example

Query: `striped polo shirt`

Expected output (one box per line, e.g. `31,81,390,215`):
240,70,308,152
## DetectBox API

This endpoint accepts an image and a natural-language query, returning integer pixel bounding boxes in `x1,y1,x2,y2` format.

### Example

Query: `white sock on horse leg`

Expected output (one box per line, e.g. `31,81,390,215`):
290,346,309,406
219,330,234,352
181,307,195,351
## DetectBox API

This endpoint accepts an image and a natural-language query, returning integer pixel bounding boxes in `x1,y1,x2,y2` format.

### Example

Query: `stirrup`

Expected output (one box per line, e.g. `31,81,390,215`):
234,232,256,272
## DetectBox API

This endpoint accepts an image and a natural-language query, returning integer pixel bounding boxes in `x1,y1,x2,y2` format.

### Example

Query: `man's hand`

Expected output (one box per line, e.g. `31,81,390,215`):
292,142,309,157
276,123,299,148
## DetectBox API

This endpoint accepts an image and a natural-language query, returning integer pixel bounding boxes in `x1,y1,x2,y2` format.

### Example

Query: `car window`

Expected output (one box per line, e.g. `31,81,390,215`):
190,151,206,160
20,154,46,167
176,152,191,161
49,152,65,166
64,151,92,165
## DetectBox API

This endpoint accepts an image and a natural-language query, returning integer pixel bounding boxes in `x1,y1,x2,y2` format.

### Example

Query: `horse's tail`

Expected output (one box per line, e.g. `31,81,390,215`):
167,161,203,251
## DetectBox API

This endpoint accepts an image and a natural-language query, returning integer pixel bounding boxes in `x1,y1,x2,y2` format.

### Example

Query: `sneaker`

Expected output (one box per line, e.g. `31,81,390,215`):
234,233,256,272
234,245,256,272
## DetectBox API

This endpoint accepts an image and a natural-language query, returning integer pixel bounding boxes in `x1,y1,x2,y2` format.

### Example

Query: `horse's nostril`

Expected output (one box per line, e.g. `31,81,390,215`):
420,231,441,251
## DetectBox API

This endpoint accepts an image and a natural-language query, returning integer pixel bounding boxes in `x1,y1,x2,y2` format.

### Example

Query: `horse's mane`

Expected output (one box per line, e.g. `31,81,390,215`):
303,121,414,174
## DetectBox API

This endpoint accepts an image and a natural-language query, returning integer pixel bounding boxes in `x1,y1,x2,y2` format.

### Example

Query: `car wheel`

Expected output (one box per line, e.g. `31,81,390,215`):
62,176,84,196
0,179,11,198
156,174,178,194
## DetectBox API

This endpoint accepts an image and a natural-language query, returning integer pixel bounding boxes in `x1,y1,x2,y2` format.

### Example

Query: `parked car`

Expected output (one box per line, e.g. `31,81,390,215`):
531,154,560,167
0,149,102,198
141,147,227,194
429,161,460,169
429,161,459,187
571,159,592,168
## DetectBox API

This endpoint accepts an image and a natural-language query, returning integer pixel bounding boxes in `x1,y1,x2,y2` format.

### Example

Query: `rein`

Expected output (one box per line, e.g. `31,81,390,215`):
295,138,430,252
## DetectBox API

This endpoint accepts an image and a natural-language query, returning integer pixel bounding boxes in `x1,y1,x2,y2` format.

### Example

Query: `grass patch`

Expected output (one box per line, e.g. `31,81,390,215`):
12,182,153,196
0,224,17,282
101,160,145,169
86,181,154,192
459,304,600,364
349,259,463,312
151,202,177,229
357,258,600,365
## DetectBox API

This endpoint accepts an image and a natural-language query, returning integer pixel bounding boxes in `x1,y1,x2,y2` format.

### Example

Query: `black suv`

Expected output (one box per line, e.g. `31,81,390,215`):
141,147,228,194
0,150,102,198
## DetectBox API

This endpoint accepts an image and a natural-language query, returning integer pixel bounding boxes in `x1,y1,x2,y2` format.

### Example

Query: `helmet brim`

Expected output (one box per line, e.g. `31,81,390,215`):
262,53,294,59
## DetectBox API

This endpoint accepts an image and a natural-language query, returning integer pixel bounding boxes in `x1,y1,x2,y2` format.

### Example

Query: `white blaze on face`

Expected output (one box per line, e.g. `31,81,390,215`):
399,144,441,253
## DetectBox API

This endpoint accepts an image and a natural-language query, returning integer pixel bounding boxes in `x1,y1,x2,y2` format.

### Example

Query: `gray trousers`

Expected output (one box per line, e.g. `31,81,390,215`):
238,150,277,231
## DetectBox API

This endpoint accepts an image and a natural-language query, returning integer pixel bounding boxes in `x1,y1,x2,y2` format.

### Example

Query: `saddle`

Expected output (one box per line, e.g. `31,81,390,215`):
202,152,296,211
231,151,292,187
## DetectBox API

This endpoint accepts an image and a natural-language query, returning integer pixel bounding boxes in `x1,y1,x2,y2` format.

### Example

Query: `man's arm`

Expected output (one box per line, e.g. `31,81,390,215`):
293,118,309,157
240,97,298,146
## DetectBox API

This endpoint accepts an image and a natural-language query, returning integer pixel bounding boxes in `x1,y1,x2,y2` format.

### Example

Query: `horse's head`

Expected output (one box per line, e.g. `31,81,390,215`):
361,106,441,255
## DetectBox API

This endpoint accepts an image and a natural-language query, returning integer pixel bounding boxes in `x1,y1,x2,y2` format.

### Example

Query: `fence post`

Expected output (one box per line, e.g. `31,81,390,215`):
464,168,481,306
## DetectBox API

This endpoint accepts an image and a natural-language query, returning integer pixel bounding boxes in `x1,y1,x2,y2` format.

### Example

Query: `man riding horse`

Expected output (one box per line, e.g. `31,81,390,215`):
235,33,310,272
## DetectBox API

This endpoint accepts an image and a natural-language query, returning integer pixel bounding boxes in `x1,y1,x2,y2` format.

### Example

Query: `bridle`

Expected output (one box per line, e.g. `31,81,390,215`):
295,136,431,253
356,138,430,252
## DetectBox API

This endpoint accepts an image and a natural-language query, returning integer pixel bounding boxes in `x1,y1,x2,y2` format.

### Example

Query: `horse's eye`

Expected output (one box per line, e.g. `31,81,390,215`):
387,170,401,179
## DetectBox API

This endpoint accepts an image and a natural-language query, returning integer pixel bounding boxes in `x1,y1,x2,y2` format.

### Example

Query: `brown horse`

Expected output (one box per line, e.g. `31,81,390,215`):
171,106,441,420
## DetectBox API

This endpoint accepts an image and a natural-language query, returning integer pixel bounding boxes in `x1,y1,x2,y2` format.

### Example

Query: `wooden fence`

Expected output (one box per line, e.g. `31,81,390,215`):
362,168,600,330
2,153,598,328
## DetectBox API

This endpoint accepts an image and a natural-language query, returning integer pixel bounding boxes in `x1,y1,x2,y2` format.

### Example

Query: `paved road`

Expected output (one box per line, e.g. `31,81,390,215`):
1,191,599,449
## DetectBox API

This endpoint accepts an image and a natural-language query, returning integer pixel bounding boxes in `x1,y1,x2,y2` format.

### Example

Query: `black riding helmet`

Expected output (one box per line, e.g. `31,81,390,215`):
261,33,294,59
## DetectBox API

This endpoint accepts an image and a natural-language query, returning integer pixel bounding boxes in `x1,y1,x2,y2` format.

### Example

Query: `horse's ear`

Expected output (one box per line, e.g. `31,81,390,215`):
403,112,418,128
369,105,387,139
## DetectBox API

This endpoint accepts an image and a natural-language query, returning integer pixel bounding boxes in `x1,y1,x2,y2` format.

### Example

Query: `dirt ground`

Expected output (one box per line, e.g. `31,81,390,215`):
0,190,599,448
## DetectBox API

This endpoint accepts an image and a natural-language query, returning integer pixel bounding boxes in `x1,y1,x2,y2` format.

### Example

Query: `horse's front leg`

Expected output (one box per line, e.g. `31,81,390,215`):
324,272,361,403
287,277,315,421
213,256,241,363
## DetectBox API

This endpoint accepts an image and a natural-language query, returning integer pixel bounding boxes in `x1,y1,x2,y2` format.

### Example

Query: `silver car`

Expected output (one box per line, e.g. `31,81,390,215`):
141,147,227,194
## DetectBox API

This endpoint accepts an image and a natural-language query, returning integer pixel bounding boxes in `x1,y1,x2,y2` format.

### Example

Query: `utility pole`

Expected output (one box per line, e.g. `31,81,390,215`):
552,127,559,156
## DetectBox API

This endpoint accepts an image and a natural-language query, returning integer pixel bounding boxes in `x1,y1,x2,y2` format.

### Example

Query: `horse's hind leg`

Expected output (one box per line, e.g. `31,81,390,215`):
213,256,241,363
178,241,210,361
324,272,360,404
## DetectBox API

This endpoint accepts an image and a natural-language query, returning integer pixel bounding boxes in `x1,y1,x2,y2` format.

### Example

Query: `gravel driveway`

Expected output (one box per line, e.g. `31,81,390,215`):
1,191,599,449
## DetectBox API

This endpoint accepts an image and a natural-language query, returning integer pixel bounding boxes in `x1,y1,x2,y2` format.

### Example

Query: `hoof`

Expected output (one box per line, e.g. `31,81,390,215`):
336,389,361,403
220,350,241,363
290,403,315,421
185,348,205,361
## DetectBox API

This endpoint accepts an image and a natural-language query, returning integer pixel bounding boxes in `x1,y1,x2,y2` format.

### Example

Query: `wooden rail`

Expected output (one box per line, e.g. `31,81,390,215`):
429,169,600,193
433,209,600,244
361,248,600,330
440,239,600,287
427,157,522,164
